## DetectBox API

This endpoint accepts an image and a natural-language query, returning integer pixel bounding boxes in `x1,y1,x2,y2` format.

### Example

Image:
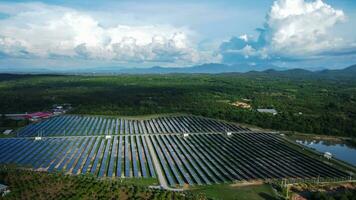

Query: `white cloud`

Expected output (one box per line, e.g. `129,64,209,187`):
220,0,352,64
265,0,346,56
238,34,249,42
0,2,216,65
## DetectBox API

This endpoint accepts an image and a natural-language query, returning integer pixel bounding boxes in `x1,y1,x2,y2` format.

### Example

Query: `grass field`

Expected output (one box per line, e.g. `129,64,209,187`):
191,183,279,200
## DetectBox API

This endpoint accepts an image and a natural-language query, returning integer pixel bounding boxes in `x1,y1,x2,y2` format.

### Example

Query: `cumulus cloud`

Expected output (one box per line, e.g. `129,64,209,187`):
220,0,352,64
0,2,214,65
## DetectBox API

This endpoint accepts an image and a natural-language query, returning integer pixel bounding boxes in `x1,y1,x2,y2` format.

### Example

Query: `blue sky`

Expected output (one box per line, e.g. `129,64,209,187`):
0,0,355,70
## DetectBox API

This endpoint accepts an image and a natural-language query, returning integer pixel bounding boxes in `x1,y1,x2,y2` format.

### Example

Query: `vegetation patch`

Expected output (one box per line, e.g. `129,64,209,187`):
290,182,356,200
0,167,201,200
190,183,278,200
0,73,355,137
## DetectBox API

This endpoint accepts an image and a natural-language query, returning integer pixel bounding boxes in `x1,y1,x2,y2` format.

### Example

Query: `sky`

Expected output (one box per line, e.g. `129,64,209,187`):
0,0,356,70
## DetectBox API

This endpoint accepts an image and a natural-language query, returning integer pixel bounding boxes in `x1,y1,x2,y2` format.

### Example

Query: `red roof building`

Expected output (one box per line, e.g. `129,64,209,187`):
24,112,53,120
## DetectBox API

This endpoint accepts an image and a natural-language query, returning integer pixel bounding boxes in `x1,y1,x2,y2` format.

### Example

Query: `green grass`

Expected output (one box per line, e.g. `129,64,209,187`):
191,183,279,200
114,177,159,186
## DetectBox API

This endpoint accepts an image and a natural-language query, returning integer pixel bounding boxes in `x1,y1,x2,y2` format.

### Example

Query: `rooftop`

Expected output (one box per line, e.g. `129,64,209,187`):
0,184,8,191
257,109,278,115
3,130,12,135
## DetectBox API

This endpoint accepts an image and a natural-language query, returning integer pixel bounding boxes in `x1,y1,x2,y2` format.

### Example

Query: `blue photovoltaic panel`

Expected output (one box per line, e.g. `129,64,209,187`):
98,138,112,177
1,115,351,184
171,135,217,183
72,137,95,174
67,116,82,136
136,135,147,178
48,139,76,172
150,135,175,186
93,118,102,135
116,136,123,177
88,117,99,135
160,135,193,185
28,139,56,167
33,138,64,168
22,139,54,166
98,119,107,135
131,136,138,177
124,120,129,135
0,139,30,163
66,137,90,171
0,139,12,148
9,140,42,164
165,135,204,185
115,119,119,135
120,119,124,134
56,137,83,171
185,135,228,182
64,116,81,136
141,136,155,177
124,136,131,177
82,137,100,174
155,135,184,186
44,117,64,136
81,117,94,135
107,136,118,177
40,138,68,168
90,139,105,175
0,139,24,160
51,116,74,136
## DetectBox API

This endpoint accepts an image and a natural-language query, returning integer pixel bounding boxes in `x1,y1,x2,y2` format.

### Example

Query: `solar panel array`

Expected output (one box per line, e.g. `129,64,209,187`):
0,136,155,178
0,115,352,187
148,133,350,186
18,115,248,137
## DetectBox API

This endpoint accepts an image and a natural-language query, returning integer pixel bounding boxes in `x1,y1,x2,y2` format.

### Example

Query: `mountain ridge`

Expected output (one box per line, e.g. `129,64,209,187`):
0,64,355,78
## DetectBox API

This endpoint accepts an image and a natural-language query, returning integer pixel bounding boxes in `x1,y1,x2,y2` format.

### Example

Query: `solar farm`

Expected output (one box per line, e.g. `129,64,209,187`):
0,115,352,188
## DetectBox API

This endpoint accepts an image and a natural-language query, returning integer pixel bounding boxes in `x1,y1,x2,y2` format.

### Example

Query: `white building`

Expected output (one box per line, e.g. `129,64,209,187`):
257,109,278,115
0,184,10,197
324,152,332,159
3,130,12,135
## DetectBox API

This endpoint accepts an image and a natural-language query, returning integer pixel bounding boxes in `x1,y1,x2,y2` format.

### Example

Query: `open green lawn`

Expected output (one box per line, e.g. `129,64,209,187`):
191,183,279,200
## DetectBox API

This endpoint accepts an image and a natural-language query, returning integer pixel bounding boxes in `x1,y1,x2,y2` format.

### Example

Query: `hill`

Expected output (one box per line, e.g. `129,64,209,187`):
2,64,356,77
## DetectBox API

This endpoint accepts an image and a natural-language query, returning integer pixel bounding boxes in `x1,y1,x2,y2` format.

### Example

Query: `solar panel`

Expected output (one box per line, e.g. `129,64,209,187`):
72,137,96,174
136,135,147,178
131,136,138,177
98,138,112,177
124,135,131,177
107,136,118,177
116,135,123,177
90,138,105,175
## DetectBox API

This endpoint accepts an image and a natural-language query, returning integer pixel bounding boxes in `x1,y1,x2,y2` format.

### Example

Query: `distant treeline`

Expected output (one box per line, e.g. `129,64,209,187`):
0,73,355,137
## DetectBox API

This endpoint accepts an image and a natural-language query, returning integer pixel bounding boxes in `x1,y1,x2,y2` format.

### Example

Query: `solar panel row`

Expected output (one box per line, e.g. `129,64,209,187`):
2,115,353,186
18,115,249,137
0,136,155,178
148,133,350,186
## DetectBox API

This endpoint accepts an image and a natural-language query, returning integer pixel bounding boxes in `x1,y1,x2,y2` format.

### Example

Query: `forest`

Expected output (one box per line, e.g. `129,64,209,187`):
0,72,355,137
0,167,202,200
